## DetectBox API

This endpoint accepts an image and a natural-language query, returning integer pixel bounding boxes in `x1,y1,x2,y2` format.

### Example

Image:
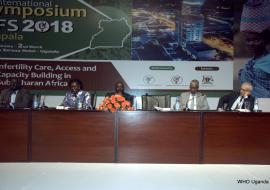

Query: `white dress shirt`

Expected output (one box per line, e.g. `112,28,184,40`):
231,96,246,110
187,94,197,110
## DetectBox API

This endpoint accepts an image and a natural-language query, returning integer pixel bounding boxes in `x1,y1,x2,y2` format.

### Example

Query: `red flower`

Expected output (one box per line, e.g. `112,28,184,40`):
98,95,133,112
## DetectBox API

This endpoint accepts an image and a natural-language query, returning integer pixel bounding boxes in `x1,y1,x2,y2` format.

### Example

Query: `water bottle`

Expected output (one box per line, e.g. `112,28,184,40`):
133,96,137,110
76,98,82,110
253,98,259,112
32,94,40,109
174,96,181,111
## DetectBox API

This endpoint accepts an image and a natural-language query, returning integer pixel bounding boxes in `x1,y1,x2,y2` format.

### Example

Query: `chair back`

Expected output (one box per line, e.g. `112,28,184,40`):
217,95,229,110
141,95,171,110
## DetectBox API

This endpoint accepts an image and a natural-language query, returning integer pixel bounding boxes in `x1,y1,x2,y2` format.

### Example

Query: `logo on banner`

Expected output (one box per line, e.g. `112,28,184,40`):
171,75,183,85
35,21,50,32
143,75,155,85
202,75,214,85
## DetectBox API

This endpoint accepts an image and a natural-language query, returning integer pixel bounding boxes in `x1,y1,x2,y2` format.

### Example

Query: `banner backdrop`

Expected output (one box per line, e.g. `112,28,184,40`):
0,0,234,90
0,59,127,90
0,59,232,90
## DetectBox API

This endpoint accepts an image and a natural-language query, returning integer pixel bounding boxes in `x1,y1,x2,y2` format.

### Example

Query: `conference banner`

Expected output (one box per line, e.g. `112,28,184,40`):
0,0,234,90
0,59,232,90
0,59,126,90
0,0,132,59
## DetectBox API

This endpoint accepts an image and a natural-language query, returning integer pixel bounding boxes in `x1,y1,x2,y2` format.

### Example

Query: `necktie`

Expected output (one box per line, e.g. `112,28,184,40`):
191,95,195,110
237,97,244,109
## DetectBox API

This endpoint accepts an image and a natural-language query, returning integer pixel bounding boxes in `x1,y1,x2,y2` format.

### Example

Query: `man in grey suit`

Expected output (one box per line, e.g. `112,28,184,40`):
179,79,209,110
0,78,31,108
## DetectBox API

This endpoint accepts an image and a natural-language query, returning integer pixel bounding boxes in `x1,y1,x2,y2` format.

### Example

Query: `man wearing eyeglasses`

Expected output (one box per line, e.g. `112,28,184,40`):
217,82,255,111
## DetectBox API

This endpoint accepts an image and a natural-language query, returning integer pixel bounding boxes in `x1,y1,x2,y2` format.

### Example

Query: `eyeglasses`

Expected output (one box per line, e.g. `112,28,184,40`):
240,88,250,92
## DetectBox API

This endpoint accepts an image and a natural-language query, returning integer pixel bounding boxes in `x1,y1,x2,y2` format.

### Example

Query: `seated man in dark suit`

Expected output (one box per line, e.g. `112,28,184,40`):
0,78,31,108
105,81,134,105
217,82,255,111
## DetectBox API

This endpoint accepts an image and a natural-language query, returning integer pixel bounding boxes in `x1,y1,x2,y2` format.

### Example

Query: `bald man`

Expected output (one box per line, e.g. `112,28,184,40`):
179,79,209,110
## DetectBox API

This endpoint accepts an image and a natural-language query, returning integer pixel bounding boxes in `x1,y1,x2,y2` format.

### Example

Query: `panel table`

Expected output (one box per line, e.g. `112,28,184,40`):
31,110,115,162
203,112,270,164
0,109,30,161
118,111,201,163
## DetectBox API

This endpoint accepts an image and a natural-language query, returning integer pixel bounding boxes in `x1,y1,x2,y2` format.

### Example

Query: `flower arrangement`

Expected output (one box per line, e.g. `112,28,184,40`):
97,95,133,112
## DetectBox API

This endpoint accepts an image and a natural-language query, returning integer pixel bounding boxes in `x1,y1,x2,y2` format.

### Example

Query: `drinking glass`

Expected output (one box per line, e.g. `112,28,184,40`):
244,101,250,111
